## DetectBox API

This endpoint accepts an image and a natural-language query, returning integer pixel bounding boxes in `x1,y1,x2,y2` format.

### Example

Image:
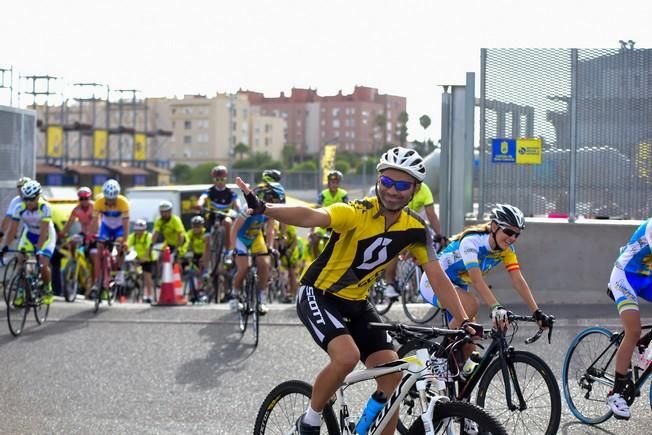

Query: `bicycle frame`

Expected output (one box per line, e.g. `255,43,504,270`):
585,325,652,404
336,347,450,435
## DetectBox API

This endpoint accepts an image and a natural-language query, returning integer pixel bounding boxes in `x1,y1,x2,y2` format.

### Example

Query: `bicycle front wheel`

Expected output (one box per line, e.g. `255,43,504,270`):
3,256,18,303
401,268,439,324
33,289,50,324
406,400,507,435
369,277,393,315
562,326,616,425
7,275,29,336
62,261,78,302
253,380,339,435
476,350,561,435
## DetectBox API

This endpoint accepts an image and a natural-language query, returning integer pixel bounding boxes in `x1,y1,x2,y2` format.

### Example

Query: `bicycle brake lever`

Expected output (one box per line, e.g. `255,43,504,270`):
525,328,544,345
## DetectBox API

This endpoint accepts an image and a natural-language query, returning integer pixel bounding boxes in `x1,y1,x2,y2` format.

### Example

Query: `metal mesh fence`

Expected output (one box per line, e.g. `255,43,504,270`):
480,48,652,219
0,106,36,212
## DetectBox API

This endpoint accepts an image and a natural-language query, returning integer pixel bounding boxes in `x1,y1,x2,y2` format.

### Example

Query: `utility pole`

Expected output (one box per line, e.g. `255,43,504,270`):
0,66,14,106
73,82,105,164
22,75,58,165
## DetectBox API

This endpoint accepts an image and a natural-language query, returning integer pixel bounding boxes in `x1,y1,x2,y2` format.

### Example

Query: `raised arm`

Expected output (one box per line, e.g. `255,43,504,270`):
236,177,330,228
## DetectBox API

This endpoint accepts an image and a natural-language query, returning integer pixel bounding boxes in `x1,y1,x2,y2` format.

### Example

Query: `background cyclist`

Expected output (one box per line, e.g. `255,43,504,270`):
197,165,239,261
235,147,476,435
149,200,186,267
61,186,95,249
0,180,56,305
308,170,348,258
228,183,283,315
605,217,652,419
90,179,130,298
179,215,210,302
127,219,155,303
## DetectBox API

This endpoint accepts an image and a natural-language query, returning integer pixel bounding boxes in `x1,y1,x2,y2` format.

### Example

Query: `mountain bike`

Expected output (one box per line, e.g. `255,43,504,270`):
563,315,652,424
254,321,507,434
236,252,269,348
394,311,560,435
181,252,208,304
3,249,50,337
121,249,145,302
204,205,236,303
60,234,92,302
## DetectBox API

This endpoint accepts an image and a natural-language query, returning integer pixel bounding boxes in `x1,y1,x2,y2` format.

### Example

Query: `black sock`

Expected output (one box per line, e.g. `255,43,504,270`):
613,371,630,394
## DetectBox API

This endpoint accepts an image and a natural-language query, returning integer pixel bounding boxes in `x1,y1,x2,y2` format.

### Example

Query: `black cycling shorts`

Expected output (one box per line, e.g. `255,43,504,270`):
296,285,394,363
141,261,154,274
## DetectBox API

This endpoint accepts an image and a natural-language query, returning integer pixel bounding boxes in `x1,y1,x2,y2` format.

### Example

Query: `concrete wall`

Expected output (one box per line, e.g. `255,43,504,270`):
473,218,643,305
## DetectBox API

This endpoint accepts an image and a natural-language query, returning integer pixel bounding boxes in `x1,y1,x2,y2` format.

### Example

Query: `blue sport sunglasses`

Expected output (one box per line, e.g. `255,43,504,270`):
379,175,414,192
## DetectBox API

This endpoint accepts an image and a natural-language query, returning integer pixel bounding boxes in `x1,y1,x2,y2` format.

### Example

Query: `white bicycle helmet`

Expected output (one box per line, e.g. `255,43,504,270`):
191,215,205,226
489,204,525,229
134,219,147,231
102,179,121,199
159,200,173,212
21,180,41,199
16,176,31,188
376,147,426,182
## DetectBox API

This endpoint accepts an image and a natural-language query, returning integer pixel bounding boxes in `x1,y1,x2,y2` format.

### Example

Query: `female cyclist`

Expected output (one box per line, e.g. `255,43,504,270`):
419,204,553,331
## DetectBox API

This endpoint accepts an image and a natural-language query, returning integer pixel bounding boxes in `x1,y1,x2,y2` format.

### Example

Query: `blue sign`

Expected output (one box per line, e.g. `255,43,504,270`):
491,138,516,163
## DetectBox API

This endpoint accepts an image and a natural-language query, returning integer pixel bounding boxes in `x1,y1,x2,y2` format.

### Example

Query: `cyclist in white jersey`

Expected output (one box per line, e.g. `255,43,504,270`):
605,218,652,419
0,180,57,305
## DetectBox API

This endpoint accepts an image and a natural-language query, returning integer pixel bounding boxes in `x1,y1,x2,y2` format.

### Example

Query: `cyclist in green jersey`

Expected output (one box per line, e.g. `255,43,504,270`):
309,170,349,257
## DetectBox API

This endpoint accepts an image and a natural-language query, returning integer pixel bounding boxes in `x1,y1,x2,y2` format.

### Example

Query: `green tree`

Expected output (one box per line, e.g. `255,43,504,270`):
398,111,409,147
233,142,249,160
374,112,388,153
172,163,192,183
281,144,297,168
288,160,317,172
419,114,431,145
335,159,351,175
232,152,281,171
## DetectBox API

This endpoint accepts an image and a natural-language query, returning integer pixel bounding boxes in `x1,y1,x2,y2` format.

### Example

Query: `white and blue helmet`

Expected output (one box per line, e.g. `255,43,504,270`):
102,179,121,200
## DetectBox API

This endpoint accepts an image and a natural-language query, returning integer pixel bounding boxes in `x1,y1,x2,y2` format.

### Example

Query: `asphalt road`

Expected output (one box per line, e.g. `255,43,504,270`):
0,300,650,434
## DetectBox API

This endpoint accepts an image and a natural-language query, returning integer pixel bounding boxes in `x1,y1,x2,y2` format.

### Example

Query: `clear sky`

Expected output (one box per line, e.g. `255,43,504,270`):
1,0,650,142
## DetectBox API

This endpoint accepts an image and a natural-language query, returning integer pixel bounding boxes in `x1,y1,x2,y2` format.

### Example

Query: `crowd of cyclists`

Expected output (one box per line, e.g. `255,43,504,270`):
1,145,651,430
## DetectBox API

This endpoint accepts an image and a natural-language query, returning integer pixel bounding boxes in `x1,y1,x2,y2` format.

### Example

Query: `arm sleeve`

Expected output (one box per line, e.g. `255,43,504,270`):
325,202,357,232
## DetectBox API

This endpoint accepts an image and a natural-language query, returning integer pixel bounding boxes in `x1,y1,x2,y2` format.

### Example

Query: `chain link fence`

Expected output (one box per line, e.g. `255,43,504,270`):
480,48,652,219
0,106,36,212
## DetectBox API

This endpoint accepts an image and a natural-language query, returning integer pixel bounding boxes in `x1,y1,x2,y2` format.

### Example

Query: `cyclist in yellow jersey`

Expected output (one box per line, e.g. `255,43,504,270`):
127,219,155,303
308,170,349,258
383,181,447,298
90,179,129,295
179,215,210,302
236,147,477,435
277,223,305,303
149,200,186,264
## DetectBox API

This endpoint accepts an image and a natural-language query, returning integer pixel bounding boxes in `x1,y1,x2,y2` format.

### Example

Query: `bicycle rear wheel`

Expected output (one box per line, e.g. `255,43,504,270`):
210,226,225,274
253,380,339,434
251,276,259,347
406,400,507,435
238,273,253,333
6,275,29,337
476,350,561,435
562,326,616,424
401,268,439,324
369,276,393,315
62,261,79,302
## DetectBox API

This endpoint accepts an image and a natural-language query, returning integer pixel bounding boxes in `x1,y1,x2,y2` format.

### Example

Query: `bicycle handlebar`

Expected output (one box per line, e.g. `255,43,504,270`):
506,312,555,344
368,321,467,339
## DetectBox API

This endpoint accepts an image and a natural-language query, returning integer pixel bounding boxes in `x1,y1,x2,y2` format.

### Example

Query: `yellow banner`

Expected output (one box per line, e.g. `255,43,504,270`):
134,133,147,161
321,144,337,185
515,138,542,164
47,126,63,158
93,130,108,160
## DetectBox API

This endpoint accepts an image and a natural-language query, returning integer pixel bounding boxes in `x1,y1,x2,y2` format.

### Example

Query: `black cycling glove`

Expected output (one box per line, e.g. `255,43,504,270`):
533,309,554,328
244,191,267,215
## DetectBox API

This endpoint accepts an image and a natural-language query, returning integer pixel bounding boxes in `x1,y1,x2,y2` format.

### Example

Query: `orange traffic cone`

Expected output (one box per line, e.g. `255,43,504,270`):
155,247,177,305
172,261,187,305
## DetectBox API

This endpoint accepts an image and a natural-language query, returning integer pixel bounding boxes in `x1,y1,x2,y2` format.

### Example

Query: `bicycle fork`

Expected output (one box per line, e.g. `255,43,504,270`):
498,341,528,412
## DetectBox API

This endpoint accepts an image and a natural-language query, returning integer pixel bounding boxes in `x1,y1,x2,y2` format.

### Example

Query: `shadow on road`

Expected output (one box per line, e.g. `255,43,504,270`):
559,420,618,435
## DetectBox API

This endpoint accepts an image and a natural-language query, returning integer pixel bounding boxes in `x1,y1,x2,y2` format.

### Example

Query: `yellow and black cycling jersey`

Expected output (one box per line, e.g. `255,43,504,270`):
300,197,437,301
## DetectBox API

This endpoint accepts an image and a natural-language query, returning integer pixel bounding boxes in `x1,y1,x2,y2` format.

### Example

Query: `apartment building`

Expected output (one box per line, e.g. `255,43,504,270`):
240,86,406,157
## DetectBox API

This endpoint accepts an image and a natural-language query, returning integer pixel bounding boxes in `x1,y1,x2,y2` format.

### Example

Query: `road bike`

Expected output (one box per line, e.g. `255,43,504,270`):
92,238,124,313
204,204,237,303
60,234,92,302
181,252,208,304
254,321,507,434
394,311,560,435
563,292,652,424
3,249,50,337
2,254,18,304
236,252,270,348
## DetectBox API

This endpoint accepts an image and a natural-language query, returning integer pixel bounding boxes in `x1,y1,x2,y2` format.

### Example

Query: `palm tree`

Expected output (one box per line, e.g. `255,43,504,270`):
233,142,249,160
398,111,409,147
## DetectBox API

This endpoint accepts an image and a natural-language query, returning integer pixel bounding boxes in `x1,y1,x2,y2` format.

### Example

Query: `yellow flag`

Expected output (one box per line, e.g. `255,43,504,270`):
321,144,337,185
134,133,147,161
93,130,108,159
47,126,64,158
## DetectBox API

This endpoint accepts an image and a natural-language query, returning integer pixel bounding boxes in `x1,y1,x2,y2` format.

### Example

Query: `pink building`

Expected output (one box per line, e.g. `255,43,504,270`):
240,86,406,158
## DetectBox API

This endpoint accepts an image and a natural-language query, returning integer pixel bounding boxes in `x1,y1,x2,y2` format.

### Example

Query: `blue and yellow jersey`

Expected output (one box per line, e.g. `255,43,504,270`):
615,219,652,276
301,197,437,301
12,198,53,235
438,232,519,288
237,214,267,242
94,194,129,229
